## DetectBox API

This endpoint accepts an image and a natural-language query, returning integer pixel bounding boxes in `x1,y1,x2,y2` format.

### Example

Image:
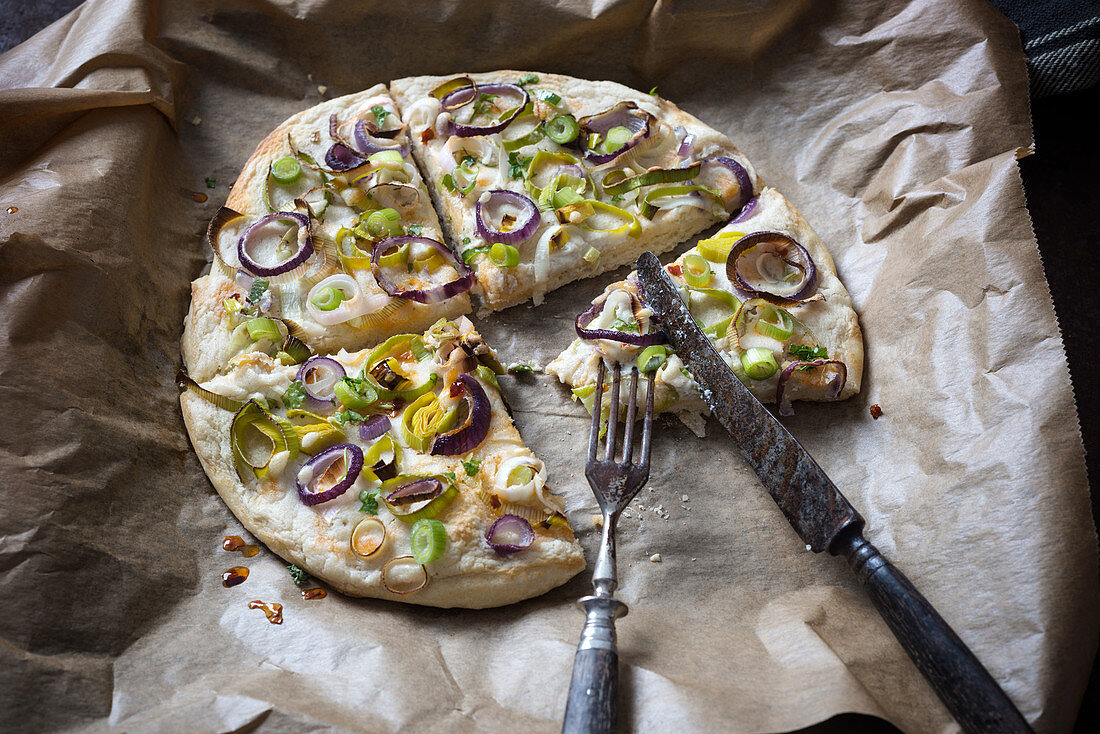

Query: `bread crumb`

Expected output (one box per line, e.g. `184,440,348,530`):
592,515,603,527
191,116,202,126
649,553,662,563
317,85,328,95
870,404,883,419
681,494,689,502
805,544,812,551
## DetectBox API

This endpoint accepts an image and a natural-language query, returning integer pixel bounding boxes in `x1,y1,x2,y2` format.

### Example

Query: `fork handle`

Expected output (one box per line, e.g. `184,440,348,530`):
562,595,627,734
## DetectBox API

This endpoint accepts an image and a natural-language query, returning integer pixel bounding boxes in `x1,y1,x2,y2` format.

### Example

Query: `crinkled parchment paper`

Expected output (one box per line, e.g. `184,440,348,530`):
1,1,1096,732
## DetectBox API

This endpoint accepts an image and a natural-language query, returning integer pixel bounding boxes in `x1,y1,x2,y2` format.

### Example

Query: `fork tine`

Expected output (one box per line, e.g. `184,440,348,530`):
638,372,655,470
587,360,605,464
621,367,639,462
604,363,621,460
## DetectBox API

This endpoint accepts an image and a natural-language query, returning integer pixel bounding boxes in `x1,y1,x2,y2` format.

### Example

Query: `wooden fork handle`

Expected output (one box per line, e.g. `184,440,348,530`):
835,528,1033,733
562,595,627,734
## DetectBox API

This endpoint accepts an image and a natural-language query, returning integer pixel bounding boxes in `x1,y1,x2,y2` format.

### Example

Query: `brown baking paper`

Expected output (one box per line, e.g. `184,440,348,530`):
1,0,1096,731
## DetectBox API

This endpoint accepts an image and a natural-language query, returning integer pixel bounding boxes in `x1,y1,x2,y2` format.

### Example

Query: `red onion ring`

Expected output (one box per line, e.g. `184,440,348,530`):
386,477,444,505
370,236,475,304
675,126,696,157
358,414,391,442
296,443,364,506
295,356,346,404
353,119,408,156
237,212,314,277
775,359,847,417
324,142,368,172
575,299,668,346
703,156,753,215
486,514,534,555
475,190,540,245
580,101,653,165
431,373,491,456
726,231,818,305
730,196,759,223
442,83,529,137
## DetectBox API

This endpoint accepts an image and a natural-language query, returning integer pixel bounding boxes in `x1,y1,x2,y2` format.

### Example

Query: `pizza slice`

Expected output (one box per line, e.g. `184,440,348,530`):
182,85,474,382
390,71,761,312
547,187,864,435
179,317,584,608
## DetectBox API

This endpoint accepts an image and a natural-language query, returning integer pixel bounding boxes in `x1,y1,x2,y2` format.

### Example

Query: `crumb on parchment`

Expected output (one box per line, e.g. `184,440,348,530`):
870,404,883,419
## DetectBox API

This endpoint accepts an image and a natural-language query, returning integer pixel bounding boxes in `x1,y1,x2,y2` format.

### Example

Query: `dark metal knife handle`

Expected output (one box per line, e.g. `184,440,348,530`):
833,528,1033,733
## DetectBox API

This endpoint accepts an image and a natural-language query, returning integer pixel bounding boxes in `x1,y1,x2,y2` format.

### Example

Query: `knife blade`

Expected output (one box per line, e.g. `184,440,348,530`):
635,251,1032,734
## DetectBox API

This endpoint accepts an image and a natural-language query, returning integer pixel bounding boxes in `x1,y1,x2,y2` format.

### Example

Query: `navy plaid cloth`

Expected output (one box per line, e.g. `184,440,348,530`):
993,0,1100,97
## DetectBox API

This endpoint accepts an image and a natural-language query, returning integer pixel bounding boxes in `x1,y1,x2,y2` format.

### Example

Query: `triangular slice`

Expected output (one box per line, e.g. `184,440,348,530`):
547,187,864,435
390,71,761,312
180,317,584,608
182,85,473,381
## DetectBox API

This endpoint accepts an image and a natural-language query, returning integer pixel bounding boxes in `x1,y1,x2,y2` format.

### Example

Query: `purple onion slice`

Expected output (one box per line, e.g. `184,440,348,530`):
475,190,540,245
237,212,314,277
700,156,753,214
443,83,529,137
208,206,248,270
295,356,346,404
580,101,654,165
486,514,534,555
296,443,364,506
354,119,408,156
726,231,818,305
775,359,847,417
358,414,391,442
371,236,474,304
575,298,668,346
730,196,759,223
431,374,491,456
385,477,444,505
675,126,696,157
324,142,368,172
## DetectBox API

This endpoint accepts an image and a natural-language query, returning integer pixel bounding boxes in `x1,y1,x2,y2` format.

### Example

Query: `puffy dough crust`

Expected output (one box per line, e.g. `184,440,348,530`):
181,85,471,381
390,71,764,312
179,358,585,609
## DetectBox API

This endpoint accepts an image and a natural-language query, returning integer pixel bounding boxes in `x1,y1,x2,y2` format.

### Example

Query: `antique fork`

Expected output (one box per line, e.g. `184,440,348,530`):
562,361,654,734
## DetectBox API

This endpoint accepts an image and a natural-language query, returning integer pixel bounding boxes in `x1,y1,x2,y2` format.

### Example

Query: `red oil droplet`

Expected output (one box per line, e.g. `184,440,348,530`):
192,192,208,203
5,206,17,214
223,535,259,556
222,566,249,587
248,600,283,624
300,588,328,600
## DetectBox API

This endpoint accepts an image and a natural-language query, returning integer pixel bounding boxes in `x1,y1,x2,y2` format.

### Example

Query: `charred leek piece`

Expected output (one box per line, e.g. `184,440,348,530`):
231,400,299,480
176,369,244,412
400,392,456,452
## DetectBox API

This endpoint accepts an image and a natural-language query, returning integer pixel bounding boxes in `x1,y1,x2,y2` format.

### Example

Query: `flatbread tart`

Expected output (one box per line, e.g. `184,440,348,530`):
179,71,863,608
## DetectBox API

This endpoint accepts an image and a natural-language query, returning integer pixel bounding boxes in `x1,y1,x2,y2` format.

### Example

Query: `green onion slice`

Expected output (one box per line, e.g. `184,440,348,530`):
502,118,545,151
638,345,670,373
489,243,520,267
334,378,380,411
740,347,779,380
461,245,491,264
365,208,403,238
582,246,600,265
245,317,284,342
545,114,580,144
476,364,502,393
376,242,409,268
410,519,448,563
578,201,641,238
230,400,299,480
754,305,795,341
534,89,563,106
310,285,345,311
380,474,459,523
601,162,701,196
697,231,744,263
682,253,712,287
638,184,720,220
271,156,302,184
523,150,580,201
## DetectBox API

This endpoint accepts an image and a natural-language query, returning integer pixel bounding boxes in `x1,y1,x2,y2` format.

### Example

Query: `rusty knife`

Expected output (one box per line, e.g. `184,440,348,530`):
635,251,1031,734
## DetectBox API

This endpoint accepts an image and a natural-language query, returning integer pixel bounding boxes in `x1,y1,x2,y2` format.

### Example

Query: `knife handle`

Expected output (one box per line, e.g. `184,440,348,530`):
833,528,1033,733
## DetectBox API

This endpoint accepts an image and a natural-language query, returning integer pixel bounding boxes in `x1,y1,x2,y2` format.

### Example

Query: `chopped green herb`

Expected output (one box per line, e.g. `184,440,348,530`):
358,488,379,514
517,73,540,87
204,176,216,189
443,471,457,483
460,154,477,167
406,223,423,236
288,564,309,586
462,236,471,245
332,408,366,426
611,317,640,334
247,278,269,304
508,362,536,374
610,193,624,203
461,458,481,477
471,93,500,118
507,151,532,179
788,344,829,361
648,85,659,96
282,380,307,409
371,104,390,126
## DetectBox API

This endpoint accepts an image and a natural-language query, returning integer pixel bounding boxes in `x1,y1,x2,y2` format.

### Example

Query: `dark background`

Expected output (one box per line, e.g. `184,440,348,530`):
2,1,1095,732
